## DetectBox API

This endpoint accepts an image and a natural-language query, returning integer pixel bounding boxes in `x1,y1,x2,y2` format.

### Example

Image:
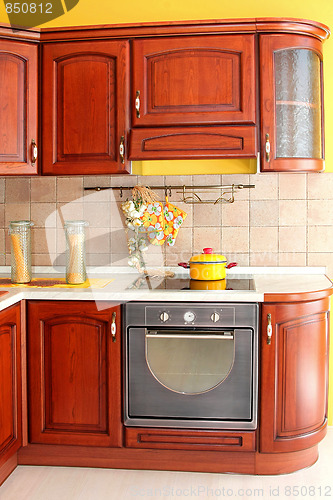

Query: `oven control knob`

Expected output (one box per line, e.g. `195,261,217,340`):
184,311,195,323
211,312,220,323
159,311,169,322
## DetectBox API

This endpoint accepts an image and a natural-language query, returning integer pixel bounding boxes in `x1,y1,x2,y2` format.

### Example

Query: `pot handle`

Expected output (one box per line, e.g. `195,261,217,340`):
226,262,238,269
178,262,190,269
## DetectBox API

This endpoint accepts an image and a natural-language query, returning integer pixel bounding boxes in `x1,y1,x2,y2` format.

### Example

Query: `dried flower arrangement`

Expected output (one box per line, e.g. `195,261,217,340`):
121,186,159,272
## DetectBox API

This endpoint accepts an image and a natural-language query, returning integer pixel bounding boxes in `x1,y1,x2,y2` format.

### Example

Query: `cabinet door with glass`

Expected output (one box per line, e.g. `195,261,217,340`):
260,35,324,172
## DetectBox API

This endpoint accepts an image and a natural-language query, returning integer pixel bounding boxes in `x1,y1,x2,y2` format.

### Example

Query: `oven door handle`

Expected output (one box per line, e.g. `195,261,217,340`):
146,332,234,340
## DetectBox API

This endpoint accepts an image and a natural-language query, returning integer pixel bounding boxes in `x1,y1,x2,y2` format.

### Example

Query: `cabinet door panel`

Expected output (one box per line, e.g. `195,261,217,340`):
260,34,324,172
260,299,329,453
277,315,327,436
28,301,122,447
132,35,255,126
0,304,22,466
44,317,107,432
0,41,37,175
42,41,129,175
58,55,116,160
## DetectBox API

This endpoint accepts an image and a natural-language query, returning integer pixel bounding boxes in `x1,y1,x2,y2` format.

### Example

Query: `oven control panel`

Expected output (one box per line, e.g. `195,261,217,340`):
126,302,258,329
146,305,238,326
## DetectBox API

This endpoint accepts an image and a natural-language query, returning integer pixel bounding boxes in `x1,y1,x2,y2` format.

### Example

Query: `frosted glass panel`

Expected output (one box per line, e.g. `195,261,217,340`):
274,49,322,158
145,331,235,394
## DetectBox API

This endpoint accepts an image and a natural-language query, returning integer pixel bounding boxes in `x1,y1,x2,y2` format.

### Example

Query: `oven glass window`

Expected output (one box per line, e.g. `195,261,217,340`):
145,330,235,395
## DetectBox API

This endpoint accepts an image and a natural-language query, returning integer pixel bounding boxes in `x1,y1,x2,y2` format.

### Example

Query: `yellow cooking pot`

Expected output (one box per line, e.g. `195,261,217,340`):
189,248,228,281
190,278,227,290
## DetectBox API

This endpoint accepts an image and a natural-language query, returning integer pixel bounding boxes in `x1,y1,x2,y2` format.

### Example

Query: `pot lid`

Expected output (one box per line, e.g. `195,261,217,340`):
190,248,227,264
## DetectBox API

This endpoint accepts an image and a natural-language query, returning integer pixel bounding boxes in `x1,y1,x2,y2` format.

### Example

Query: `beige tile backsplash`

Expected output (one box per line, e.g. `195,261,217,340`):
1,173,333,275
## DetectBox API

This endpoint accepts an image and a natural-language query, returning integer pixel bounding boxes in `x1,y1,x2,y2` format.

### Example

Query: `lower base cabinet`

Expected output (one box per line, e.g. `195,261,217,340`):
260,298,329,453
0,303,22,485
0,294,331,483
27,301,122,447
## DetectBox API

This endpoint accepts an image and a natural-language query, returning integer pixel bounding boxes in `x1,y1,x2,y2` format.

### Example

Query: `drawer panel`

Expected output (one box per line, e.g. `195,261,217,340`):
125,428,256,451
129,126,257,160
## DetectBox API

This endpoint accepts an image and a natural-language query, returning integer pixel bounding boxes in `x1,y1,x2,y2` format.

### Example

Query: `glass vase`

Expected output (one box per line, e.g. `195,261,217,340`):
64,220,88,284
9,220,34,283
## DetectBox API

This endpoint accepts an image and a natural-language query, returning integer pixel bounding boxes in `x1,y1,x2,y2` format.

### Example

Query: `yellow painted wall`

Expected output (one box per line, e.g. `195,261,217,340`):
1,1,333,421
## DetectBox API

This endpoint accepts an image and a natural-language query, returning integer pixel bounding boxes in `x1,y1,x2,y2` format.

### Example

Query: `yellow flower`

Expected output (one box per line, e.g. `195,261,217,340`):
163,222,172,236
142,212,157,227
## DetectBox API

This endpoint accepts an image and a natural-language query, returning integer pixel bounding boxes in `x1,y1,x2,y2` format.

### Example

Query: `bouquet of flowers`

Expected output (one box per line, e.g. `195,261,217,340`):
121,186,159,272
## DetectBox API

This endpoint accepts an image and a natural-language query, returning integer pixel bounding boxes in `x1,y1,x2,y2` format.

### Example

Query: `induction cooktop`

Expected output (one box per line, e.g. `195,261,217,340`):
128,275,255,291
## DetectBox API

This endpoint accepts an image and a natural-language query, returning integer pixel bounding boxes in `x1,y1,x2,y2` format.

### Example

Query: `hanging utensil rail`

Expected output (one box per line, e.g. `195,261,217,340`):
83,184,255,204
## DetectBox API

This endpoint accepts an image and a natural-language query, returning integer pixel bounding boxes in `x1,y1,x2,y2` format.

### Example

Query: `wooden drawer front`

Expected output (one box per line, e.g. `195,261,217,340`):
129,126,257,160
125,428,256,451
132,35,255,126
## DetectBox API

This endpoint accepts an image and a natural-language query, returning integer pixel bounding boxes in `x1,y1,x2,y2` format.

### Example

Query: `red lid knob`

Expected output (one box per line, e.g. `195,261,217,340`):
203,248,213,254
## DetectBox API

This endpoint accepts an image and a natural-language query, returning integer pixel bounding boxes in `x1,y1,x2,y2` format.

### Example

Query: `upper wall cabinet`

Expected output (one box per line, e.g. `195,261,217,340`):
129,35,257,160
0,18,330,174
42,40,130,175
132,35,256,126
0,41,38,175
260,34,324,172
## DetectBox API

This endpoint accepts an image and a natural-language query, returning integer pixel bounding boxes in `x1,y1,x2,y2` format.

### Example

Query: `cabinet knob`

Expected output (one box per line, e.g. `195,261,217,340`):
267,313,272,345
111,311,116,342
31,139,38,166
135,90,141,118
119,136,125,164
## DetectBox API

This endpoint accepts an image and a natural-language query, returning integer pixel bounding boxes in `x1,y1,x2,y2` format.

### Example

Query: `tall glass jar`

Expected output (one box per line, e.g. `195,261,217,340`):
64,221,88,284
9,220,34,283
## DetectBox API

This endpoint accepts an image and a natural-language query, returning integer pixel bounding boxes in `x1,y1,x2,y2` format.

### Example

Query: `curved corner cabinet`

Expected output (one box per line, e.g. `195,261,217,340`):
258,296,329,474
260,34,325,172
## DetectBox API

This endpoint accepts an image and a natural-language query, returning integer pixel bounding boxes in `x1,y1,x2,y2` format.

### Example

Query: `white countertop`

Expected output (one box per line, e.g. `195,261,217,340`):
0,266,331,312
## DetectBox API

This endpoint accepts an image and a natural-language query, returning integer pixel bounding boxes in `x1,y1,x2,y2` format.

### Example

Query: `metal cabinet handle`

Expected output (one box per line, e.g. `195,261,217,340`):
31,139,38,165
135,90,141,118
111,311,116,342
265,133,270,162
267,313,272,345
119,136,125,164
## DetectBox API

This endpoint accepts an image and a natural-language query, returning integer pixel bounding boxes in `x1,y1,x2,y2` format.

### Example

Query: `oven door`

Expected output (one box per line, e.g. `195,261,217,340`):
125,327,257,429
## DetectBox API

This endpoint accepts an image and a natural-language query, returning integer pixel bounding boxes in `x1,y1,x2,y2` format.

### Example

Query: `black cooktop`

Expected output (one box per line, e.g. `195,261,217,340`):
128,276,255,291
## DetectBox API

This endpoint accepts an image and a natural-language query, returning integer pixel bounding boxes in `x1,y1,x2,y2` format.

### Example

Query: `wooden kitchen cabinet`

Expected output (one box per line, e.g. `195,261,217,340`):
0,41,38,175
132,35,256,127
27,301,122,447
129,35,257,160
0,303,22,484
260,34,325,172
260,298,329,453
42,40,130,175
0,18,329,173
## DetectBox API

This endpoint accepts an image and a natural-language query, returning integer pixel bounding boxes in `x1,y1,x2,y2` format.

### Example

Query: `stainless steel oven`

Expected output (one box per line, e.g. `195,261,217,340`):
124,302,258,429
